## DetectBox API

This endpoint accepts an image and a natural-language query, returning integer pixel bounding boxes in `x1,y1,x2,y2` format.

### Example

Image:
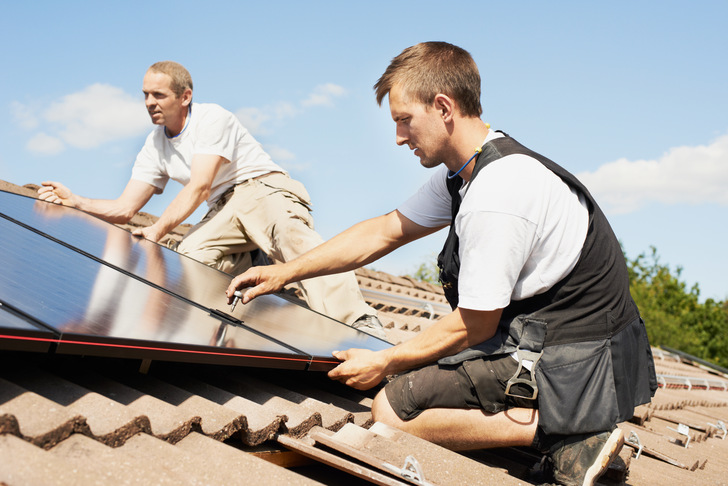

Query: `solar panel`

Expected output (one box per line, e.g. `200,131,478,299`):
0,190,391,370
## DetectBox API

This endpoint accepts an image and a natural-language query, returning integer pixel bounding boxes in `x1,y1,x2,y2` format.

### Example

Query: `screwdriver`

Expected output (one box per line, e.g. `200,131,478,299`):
231,291,243,312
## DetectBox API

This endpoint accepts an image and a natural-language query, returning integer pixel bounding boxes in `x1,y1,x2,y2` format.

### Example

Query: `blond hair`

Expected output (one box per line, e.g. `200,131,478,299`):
374,42,482,117
147,61,193,97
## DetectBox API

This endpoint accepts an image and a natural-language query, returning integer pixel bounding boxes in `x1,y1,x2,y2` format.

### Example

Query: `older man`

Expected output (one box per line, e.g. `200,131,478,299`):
38,61,384,338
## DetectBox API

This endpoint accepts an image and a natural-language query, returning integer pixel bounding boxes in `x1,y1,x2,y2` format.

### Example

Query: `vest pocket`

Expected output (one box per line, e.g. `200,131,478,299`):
535,339,619,435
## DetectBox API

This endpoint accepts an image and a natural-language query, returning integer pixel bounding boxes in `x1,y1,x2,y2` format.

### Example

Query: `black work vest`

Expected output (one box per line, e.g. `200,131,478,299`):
437,134,639,346
436,134,656,435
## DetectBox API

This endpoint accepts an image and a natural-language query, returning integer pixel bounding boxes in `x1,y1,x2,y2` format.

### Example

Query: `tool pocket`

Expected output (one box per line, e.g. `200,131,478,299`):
535,339,619,435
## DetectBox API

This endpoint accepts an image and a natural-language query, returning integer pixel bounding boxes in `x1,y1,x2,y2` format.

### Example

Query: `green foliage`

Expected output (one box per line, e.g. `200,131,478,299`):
626,246,728,368
410,260,441,285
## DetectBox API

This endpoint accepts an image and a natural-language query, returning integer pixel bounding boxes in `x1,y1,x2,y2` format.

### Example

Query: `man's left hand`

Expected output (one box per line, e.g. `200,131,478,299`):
328,348,389,390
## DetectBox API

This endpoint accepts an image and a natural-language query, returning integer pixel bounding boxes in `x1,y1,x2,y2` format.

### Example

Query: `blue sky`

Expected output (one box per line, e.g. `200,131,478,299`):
2,1,727,302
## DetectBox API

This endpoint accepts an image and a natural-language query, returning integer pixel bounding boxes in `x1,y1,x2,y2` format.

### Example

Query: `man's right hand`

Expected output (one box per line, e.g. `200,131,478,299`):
328,348,390,390
226,265,290,306
38,181,76,207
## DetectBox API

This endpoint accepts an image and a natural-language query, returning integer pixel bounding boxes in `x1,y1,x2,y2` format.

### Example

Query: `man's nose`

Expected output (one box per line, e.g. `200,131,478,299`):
395,127,408,146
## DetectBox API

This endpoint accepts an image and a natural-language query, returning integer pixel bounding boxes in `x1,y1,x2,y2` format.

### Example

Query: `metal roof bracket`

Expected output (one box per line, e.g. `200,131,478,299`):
707,420,727,440
382,455,433,486
667,423,691,448
626,431,644,459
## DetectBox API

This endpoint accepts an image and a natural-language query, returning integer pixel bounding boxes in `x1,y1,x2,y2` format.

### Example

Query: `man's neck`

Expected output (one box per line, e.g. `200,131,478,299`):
165,106,190,138
448,119,490,181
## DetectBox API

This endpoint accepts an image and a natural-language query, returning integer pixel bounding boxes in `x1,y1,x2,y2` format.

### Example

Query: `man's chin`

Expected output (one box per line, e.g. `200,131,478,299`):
419,158,441,169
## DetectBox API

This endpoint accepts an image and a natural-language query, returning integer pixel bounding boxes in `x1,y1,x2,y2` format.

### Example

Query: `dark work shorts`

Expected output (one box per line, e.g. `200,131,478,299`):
385,354,538,421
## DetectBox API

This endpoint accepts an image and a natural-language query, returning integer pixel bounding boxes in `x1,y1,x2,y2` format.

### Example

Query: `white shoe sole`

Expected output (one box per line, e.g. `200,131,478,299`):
582,428,625,486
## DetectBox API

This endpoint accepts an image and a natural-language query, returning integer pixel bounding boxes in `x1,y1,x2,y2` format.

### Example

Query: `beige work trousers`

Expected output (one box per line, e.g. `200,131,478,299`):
177,172,374,325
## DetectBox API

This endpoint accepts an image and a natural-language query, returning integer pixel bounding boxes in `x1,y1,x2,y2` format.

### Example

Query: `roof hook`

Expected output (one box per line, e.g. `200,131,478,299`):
382,455,433,486
708,420,727,440
626,431,644,459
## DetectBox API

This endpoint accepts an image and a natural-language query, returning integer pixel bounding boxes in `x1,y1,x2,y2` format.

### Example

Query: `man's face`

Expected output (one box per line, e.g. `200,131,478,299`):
142,71,188,128
389,83,449,169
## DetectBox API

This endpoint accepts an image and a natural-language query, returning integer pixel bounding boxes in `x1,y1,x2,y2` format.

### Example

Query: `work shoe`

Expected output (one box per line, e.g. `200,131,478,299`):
546,428,625,486
351,315,388,340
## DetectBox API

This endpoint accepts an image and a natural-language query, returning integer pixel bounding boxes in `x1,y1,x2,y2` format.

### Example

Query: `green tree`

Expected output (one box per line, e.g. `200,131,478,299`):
626,246,728,367
410,262,440,285
408,254,441,285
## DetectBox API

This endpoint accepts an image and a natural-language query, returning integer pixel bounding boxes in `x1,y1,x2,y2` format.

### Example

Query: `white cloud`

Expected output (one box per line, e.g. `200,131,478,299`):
233,83,346,171
235,83,346,136
15,84,149,155
26,133,65,155
577,133,728,214
44,84,149,149
301,83,347,107
235,107,271,135
235,102,299,136
264,145,296,161
273,101,299,119
278,161,312,172
11,101,39,129
264,145,311,172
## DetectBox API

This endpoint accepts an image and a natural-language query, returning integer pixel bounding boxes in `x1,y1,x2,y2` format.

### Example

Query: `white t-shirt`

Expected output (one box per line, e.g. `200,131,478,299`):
131,103,285,206
398,131,589,311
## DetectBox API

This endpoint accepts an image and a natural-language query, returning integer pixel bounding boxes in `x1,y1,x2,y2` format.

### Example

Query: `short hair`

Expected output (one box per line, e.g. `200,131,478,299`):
147,61,193,97
374,42,482,117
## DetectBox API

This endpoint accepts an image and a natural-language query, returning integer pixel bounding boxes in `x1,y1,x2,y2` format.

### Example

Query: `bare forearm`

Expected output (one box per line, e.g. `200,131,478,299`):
39,179,154,224
73,195,138,223
382,309,488,374
140,153,223,242
227,210,441,307
149,183,209,238
286,213,407,282
329,307,502,390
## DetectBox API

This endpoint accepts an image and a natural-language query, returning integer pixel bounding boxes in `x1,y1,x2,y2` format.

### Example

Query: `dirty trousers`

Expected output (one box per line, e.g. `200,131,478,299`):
177,172,374,325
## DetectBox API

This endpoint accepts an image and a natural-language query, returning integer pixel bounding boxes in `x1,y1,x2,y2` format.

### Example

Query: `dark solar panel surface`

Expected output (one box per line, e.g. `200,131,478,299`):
0,190,391,370
0,303,54,352
0,304,47,332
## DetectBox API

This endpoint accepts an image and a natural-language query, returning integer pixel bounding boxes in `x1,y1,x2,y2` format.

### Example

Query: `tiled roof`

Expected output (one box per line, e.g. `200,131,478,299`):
2,179,728,485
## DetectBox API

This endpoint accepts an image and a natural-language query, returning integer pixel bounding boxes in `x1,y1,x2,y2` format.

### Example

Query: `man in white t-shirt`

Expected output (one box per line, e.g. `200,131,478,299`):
226,43,656,485
37,61,384,338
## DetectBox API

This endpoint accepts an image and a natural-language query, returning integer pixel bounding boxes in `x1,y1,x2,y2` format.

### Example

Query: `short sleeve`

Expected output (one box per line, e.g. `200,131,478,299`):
397,166,452,228
130,131,168,193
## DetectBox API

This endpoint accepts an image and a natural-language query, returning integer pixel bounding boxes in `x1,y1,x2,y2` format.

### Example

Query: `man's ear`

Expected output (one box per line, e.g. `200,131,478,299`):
434,93,455,122
181,88,193,107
